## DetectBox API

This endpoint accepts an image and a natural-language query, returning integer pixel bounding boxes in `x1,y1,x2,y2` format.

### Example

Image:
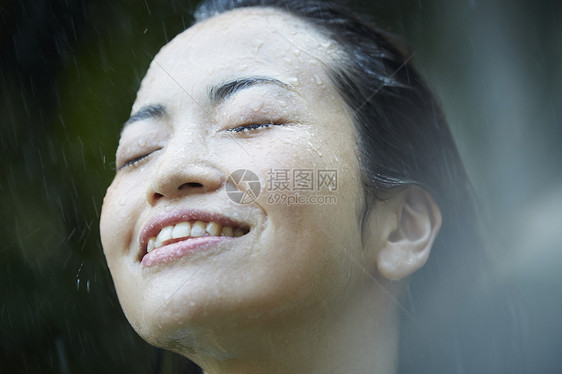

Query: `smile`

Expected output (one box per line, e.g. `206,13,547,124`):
148,220,249,252
138,210,251,266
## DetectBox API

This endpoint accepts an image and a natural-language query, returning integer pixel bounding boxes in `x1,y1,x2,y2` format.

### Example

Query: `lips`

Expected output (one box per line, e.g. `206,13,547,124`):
138,209,249,265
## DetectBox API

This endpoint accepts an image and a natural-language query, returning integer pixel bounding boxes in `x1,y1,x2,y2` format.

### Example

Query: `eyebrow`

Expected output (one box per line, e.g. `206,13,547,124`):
123,104,166,128
210,76,292,103
122,77,289,129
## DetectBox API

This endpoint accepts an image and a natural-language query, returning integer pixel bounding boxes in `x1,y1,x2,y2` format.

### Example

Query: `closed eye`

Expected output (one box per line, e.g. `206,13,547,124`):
226,123,279,133
118,149,160,170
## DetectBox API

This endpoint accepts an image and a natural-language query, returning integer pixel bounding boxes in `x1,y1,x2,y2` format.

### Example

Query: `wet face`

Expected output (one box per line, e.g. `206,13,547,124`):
100,8,373,349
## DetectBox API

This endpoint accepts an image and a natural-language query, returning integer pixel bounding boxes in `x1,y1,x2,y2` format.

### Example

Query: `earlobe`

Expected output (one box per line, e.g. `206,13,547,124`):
376,186,442,281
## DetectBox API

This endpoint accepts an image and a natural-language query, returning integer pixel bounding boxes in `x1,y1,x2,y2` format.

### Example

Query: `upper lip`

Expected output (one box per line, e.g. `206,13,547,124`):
138,209,248,261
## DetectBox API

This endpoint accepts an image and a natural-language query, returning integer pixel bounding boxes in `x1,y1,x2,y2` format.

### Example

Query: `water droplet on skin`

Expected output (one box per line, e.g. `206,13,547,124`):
249,102,263,112
287,77,299,85
313,74,323,86
254,39,264,53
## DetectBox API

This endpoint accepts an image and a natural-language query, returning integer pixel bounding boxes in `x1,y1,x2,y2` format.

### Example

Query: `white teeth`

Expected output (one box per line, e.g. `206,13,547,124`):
155,225,173,247
147,221,247,253
221,226,234,237
172,222,191,239
190,221,206,237
206,221,222,236
147,237,155,253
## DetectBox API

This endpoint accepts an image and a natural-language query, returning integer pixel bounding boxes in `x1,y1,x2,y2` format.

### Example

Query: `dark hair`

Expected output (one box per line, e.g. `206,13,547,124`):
192,0,493,372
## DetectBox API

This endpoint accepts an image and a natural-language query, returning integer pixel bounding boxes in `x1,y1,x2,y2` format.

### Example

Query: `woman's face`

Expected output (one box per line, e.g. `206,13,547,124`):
100,8,375,348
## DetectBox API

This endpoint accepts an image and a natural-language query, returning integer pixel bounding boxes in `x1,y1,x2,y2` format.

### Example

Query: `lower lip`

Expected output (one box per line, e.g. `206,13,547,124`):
141,236,233,267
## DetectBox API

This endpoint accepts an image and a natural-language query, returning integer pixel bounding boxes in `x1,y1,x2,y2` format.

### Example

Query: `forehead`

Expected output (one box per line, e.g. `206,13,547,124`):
133,8,342,111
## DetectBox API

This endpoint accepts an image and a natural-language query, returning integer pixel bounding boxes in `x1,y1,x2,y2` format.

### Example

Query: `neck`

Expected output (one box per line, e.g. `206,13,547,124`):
182,283,400,374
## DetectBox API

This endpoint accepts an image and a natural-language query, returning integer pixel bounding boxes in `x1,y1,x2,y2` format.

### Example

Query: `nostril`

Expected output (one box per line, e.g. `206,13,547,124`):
179,182,204,189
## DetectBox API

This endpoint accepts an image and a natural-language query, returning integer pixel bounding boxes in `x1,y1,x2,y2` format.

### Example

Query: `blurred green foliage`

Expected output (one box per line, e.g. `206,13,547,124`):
1,1,200,372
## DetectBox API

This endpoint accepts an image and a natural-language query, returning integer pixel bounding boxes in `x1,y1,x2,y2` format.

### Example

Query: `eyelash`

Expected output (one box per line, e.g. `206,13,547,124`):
226,123,276,133
118,151,155,170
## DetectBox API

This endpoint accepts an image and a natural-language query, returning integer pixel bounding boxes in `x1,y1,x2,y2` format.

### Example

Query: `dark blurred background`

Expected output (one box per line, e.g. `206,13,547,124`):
1,0,561,373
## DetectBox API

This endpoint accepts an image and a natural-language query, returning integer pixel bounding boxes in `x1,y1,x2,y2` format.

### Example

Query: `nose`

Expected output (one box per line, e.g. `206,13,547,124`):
146,147,225,206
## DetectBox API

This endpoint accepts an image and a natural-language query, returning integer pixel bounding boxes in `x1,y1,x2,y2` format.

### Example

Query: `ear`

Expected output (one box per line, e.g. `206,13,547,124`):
374,186,442,281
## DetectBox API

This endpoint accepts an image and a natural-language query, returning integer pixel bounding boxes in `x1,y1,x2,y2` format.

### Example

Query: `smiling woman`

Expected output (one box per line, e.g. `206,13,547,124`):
100,0,487,373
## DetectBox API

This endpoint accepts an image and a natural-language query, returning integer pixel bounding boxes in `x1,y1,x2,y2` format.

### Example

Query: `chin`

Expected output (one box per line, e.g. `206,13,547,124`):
124,293,207,350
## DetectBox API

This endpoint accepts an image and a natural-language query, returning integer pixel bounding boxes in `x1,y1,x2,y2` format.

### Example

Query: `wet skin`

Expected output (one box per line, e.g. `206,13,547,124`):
99,7,428,374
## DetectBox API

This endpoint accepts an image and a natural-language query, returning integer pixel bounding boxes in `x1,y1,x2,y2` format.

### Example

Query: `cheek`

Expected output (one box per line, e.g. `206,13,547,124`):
243,199,364,318
250,133,363,281
100,176,146,263
100,178,148,324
